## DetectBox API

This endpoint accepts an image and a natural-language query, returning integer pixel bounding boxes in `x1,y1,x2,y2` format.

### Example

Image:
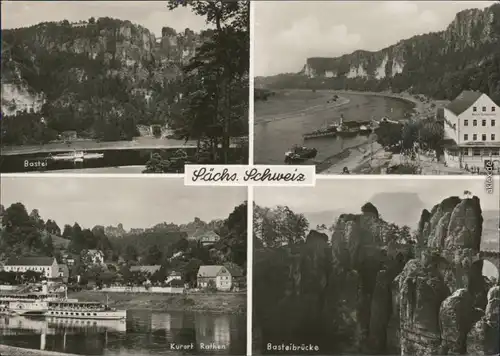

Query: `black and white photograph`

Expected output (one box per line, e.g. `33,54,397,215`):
1,1,249,173
0,176,247,355
254,1,500,175
253,177,500,355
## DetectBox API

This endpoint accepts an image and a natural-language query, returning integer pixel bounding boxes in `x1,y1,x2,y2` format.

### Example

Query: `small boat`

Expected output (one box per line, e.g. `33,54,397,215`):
358,125,372,135
285,145,317,163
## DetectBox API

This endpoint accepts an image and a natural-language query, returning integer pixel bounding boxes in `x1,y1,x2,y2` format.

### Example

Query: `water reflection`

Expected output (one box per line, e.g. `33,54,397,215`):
0,310,245,355
255,93,414,165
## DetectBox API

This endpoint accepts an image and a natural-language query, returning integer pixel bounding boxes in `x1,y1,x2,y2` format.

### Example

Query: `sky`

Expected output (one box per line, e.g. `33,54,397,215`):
1,176,246,230
1,1,211,36
255,177,500,217
254,1,495,76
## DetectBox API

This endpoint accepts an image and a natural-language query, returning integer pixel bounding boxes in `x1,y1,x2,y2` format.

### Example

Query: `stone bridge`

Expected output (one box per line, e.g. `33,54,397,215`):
479,250,500,273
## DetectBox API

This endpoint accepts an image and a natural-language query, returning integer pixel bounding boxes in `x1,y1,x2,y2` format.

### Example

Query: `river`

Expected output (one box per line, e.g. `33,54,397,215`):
0,310,246,355
254,90,415,165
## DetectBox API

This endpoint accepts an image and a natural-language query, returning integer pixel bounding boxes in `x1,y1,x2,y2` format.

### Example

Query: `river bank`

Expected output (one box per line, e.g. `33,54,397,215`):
317,90,450,174
0,345,77,356
68,290,246,314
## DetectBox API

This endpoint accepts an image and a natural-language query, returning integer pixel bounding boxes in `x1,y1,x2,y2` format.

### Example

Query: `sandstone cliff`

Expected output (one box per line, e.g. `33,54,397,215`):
254,196,499,355
302,5,499,80
1,18,205,116
256,4,500,102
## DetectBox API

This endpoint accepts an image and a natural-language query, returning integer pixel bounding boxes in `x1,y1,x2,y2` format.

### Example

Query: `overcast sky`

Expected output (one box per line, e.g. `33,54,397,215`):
255,1,495,76
255,177,500,214
1,177,246,230
1,1,211,36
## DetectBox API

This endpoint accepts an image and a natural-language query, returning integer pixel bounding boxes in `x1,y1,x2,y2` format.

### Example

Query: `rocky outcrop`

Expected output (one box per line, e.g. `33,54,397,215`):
303,5,499,79
255,195,498,356
1,18,204,115
397,196,496,356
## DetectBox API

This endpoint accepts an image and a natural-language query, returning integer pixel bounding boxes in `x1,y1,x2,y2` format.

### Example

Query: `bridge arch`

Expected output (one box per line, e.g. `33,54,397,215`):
479,251,500,282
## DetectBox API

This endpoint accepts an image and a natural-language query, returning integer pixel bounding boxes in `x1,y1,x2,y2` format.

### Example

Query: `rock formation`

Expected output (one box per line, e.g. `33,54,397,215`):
254,196,499,355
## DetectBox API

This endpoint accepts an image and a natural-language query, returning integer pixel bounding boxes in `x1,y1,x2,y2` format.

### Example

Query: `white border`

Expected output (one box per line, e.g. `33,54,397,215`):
248,0,255,168
315,175,484,180
0,173,184,178
246,186,254,356
247,2,255,352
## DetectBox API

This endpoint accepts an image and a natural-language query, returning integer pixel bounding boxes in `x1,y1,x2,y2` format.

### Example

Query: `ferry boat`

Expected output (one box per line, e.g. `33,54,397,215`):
303,124,338,140
46,299,126,320
284,145,318,163
8,300,49,316
49,150,104,162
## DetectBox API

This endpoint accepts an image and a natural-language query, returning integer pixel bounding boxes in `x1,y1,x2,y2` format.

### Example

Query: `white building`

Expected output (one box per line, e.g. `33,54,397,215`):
3,257,59,279
442,90,500,170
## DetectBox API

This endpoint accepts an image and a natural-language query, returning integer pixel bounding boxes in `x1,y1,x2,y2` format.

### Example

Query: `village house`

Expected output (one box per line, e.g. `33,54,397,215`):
3,257,59,279
441,90,500,170
188,230,221,246
58,264,69,283
197,264,244,291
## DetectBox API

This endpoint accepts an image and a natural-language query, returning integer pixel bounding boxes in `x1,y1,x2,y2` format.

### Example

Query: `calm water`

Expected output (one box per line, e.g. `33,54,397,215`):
254,92,414,165
0,310,246,355
0,148,198,173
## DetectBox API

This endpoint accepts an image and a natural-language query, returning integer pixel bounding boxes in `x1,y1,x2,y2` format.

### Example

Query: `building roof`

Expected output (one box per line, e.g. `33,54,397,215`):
5,257,55,267
169,271,182,276
223,264,244,277
197,265,242,278
188,230,220,241
198,265,224,277
445,90,483,116
130,265,161,274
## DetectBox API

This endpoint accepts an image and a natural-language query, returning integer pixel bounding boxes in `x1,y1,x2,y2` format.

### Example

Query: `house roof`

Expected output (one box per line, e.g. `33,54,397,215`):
198,265,224,277
445,91,483,116
130,265,161,274
197,265,242,277
5,257,55,266
188,230,220,241
169,271,182,276
223,264,244,277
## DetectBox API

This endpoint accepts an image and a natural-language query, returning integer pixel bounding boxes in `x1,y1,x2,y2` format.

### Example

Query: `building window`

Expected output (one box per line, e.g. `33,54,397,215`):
473,148,481,156
482,134,487,141
473,120,477,126
493,107,496,112
492,148,500,156
464,134,469,140
473,134,477,141
492,134,496,141
464,120,468,126
482,106,486,112
482,120,486,126
492,120,496,127
473,107,477,112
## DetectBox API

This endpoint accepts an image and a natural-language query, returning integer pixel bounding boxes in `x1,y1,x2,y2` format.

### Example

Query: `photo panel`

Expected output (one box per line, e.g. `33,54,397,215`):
253,1,500,175
253,177,499,355
0,176,248,355
1,1,249,174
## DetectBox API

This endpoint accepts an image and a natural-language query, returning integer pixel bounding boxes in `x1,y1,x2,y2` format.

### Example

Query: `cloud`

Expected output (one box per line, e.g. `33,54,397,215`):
382,1,419,15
